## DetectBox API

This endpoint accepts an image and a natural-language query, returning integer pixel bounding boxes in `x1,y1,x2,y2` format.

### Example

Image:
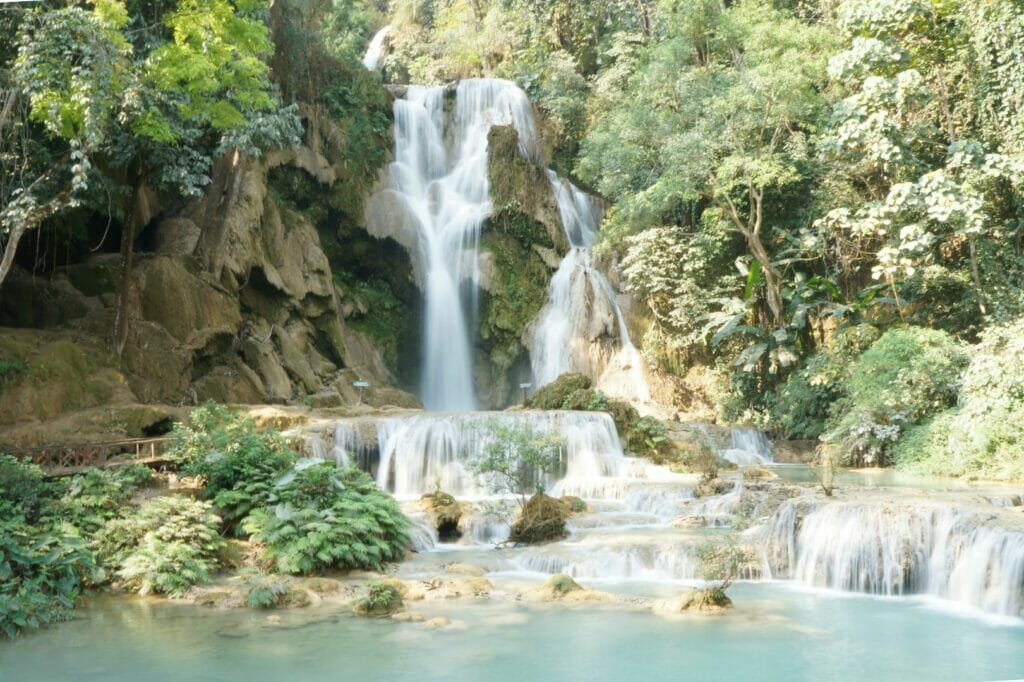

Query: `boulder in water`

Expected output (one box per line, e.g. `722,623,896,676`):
560,496,589,514
419,491,464,541
510,492,569,544
527,574,614,603
655,588,732,616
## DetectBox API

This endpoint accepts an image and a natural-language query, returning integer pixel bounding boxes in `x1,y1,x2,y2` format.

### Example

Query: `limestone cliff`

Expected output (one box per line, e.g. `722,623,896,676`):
0,98,420,446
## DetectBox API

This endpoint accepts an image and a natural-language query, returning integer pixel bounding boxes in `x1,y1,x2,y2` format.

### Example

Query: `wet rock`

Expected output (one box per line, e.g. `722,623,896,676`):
189,586,244,608
696,478,734,498
152,217,201,255
424,616,451,629
445,563,486,577
527,574,614,603
280,586,316,608
671,515,708,529
391,611,426,623
298,577,348,597
422,577,493,599
560,496,589,514
654,588,733,615
309,390,343,408
420,491,464,541
509,492,569,544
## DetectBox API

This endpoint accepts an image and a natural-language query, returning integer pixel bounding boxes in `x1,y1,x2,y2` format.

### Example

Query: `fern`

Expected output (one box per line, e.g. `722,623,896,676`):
245,463,409,575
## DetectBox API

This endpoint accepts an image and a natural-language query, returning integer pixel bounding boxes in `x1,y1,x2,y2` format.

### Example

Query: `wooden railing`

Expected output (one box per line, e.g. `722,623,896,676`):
3,437,174,475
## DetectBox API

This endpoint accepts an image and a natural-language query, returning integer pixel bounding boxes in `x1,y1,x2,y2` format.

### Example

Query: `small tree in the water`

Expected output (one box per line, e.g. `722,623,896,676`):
469,421,564,509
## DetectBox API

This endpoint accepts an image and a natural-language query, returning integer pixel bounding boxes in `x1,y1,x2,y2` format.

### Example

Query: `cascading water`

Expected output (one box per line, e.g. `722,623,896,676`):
352,47,1023,625
362,26,391,70
311,411,626,498
371,79,539,410
763,499,1024,618
531,172,651,403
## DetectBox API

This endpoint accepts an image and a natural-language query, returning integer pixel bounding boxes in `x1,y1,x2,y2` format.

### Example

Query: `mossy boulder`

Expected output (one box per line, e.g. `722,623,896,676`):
509,492,569,544
657,588,733,615
529,373,593,410
527,574,615,603
419,491,463,541
486,125,566,253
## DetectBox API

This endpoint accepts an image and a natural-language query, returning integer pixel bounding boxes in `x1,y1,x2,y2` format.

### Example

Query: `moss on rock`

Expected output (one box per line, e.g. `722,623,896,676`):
529,373,593,409
509,492,569,544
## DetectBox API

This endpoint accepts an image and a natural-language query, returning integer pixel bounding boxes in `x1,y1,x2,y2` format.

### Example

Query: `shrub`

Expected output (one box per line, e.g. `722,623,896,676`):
892,319,1024,481
352,581,402,616
169,403,298,531
0,521,97,638
825,326,968,465
625,417,677,464
245,462,409,575
57,465,153,535
769,324,880,440
528,373,593,409
0,455,54,524
114,497,224,596
241,571,289,609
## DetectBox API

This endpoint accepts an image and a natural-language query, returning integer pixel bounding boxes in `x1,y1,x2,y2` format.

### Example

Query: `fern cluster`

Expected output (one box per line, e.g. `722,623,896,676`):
111,497,224,597
245,462,409,574
169,403,299,532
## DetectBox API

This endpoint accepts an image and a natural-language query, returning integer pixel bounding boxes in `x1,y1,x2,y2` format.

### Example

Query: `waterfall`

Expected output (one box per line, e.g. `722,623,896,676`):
721,428,774,465
373,79,540,410
692,424,775,466
362,26,391,70
763,499,1024,618
531,171,651,403
313,410,626,498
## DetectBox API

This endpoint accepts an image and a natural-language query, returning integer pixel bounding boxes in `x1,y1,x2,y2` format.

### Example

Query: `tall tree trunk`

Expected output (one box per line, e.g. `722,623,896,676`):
113,175,151,356
967,235,988,315
745,231,785,328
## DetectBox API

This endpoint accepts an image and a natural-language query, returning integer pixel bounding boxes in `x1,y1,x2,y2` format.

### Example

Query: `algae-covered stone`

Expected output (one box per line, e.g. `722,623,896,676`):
529,373,593,410
527,574,614,603
509,492,569,544
654,588,733,615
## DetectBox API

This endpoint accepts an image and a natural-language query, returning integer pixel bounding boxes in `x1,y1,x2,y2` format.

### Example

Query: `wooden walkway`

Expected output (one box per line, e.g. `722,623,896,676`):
5,437,174,476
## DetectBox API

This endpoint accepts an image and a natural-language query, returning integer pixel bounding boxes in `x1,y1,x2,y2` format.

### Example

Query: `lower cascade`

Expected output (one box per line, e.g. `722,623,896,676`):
763,499,1024,618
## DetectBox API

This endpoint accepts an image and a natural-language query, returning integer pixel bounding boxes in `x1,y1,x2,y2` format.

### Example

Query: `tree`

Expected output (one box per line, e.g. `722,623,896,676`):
468,420,564,508
1,0,300,353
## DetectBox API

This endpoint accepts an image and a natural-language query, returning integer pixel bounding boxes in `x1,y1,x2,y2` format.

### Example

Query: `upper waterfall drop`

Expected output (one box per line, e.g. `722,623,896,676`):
362,26,391,70
372,79,541,411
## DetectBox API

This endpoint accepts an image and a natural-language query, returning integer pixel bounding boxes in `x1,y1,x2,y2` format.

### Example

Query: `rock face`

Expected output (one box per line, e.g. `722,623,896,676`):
509,492,570,544
0,96,423,444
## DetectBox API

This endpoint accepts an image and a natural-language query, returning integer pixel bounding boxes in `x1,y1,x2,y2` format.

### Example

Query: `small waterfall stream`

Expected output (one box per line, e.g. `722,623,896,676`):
531,172,651,403
362,26,391,70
